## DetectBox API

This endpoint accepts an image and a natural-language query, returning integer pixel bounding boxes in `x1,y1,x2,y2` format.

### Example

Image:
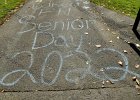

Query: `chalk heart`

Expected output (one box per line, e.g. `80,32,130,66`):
32,32,54,50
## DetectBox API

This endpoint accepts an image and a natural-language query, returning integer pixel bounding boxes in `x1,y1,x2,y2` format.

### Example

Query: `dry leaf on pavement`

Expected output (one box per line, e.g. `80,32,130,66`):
118,61,123,66
95,45,101,48
135,64,140,69
123,50,128,53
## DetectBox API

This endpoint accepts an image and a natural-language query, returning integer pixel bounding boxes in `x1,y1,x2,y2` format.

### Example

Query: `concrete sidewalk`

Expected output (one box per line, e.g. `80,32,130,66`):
0,0,140,99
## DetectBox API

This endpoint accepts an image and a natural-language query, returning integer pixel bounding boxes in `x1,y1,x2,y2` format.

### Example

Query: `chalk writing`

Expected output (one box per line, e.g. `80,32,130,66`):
0,0,140,87
0,51,37,86
32,31,54,50
17,19,96,34
1,33,140,86
41,51,63,85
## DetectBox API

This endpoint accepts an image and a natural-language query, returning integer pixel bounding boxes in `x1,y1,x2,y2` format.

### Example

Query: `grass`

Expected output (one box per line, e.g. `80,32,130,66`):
90,0,140,18
0,0,140,24
0,0,25,24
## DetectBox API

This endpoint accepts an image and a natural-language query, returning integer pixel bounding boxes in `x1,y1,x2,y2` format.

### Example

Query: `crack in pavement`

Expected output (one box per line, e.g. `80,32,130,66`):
0,86,136,93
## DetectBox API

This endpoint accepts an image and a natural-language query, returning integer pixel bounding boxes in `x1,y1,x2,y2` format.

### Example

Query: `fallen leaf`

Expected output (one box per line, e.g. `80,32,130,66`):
123,50,128,53
135,64,140,69
136,79,140,85
84,32,88,35
78,25,82,28
106,80,109,83
137,93,140,95
117,36,120,39
100,68,104,72
101,85,105,88
95,45,101,48
109,40,113,43
136,44,140,47
132,76,137,81
106,80,114,84
118,61,123,66
127,41,130,44
102,81,105,85
86,61,89,64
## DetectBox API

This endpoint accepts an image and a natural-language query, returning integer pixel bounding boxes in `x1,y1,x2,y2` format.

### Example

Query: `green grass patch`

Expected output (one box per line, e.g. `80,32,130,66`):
0,0,25,23
90,0,140,18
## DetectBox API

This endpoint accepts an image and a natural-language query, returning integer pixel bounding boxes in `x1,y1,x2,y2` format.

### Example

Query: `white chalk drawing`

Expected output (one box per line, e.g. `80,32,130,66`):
17,19,96,34
0,51,37,86
38,6,71,16
32,31,54,50
65,48,140,83
17,15,36,34
0,0,140,87
75,0,91,10
18,15,36,24
15,0,97,35
41,51,63,85
1,31,140,86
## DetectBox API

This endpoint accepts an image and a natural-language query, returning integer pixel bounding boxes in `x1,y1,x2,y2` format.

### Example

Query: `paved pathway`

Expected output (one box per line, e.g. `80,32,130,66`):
0,0,140,99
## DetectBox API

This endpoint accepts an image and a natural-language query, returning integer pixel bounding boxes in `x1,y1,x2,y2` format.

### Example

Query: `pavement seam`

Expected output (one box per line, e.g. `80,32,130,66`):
1,86,135,93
